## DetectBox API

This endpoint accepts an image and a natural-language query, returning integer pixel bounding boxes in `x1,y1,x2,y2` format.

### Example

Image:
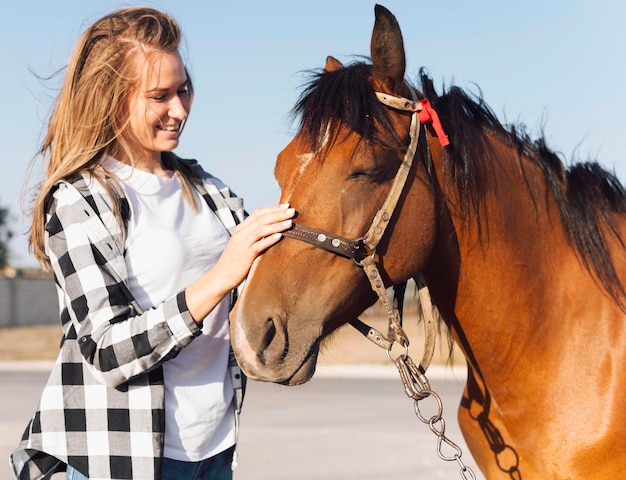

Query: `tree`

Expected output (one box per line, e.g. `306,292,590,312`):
0,205,13,269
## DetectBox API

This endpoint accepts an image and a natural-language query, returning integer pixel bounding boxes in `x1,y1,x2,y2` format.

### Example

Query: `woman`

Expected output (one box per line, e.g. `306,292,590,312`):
11,7,294,480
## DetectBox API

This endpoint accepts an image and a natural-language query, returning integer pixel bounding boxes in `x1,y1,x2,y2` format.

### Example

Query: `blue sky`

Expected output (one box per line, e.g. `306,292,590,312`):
2,0,625,267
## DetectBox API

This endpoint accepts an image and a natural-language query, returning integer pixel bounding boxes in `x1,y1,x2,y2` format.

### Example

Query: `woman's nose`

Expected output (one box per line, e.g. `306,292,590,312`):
168,95,189,120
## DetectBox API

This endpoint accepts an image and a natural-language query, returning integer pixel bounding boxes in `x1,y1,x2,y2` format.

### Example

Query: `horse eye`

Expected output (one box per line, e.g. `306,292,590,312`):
349,170,369,179
349,166,386,182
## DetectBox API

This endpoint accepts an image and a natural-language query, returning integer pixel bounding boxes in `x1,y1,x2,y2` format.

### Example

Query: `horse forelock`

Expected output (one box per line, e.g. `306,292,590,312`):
292,61,406,156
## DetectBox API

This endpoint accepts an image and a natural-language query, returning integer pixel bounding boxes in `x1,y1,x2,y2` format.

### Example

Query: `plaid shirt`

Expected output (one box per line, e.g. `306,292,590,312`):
11,159,245,480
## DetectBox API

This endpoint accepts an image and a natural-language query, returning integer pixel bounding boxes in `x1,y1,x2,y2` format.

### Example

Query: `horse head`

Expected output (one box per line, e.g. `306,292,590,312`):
230,5,442,385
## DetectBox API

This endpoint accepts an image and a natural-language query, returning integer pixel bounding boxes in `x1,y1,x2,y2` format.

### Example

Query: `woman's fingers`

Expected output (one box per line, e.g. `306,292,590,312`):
214,204,295,289
234,204,295,245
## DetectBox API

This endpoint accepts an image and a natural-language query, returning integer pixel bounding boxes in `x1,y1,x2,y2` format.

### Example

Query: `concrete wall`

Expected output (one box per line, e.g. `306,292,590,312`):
0,277,58,327
0,276,420,328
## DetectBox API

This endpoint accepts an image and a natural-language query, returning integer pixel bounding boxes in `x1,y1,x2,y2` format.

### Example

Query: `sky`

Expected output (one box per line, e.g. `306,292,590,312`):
1,0,625,267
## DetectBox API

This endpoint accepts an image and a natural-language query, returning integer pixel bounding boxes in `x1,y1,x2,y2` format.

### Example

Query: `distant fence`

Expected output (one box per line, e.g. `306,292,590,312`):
0,277,58,327
0,276,421,328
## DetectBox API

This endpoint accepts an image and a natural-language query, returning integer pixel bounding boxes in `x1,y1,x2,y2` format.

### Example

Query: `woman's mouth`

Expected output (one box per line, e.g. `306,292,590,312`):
159,124,180,132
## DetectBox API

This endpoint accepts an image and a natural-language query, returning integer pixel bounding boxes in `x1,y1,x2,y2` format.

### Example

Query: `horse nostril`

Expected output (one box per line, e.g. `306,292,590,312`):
258,318,277,364
263,318,276,348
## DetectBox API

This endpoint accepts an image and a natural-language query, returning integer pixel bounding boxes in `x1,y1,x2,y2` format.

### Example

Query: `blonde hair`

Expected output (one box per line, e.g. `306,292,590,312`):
29,7,198,268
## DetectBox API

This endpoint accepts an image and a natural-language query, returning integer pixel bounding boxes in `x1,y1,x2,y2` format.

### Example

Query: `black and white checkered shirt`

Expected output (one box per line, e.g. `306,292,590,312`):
11,158,245,480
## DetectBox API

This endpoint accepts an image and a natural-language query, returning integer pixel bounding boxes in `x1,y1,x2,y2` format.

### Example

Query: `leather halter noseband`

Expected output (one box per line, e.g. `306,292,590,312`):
281,85,446,370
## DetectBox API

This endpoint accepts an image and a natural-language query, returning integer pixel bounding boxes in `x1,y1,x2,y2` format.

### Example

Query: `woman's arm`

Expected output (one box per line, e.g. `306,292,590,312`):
185,204,294,322
47,184,199,386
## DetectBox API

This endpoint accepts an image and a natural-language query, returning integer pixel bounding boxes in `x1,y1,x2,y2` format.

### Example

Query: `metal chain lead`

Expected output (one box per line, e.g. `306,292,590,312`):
394,354,477,479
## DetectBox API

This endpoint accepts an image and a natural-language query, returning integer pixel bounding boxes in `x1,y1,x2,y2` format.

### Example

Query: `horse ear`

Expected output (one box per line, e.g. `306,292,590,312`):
323,56,344,73
370,4,406,94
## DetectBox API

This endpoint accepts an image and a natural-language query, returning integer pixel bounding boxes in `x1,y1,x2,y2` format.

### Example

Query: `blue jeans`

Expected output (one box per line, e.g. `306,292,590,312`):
162,447,235,480
66,446,235,480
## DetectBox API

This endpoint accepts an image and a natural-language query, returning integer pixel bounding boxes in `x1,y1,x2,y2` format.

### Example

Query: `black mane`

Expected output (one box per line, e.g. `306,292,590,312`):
292,62,405,153
292,61,626,307
420,72,626,306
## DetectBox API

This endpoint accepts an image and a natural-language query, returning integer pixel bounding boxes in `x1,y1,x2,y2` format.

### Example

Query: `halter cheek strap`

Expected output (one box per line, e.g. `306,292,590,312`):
363,87,449,251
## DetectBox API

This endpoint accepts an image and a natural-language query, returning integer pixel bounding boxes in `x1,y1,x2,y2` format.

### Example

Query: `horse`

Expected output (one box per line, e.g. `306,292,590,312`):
230,4,626,478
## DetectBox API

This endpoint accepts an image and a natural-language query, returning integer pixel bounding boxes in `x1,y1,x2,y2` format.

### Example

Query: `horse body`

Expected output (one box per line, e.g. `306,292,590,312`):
424,132,626,477
230,5,626,478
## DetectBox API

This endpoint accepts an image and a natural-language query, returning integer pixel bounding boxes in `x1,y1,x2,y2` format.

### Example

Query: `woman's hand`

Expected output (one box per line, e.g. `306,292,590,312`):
215,203,295,289
185,204,295,322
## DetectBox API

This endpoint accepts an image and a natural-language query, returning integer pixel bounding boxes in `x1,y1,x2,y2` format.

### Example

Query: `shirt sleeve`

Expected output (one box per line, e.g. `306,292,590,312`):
45,183,202,388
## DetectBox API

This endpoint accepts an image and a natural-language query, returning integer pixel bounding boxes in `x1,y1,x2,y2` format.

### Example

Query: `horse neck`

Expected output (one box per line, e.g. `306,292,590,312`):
422,135,577,374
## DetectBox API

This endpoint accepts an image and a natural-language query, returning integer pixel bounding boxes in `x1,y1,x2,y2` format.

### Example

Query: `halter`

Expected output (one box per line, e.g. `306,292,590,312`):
281,85,448,373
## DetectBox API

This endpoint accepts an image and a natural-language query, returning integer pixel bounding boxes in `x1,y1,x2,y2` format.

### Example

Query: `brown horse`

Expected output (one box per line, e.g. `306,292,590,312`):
230,4,626,478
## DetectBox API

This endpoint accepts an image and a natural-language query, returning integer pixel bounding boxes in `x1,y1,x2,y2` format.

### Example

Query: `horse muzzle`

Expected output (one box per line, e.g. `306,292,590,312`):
230,304,321,386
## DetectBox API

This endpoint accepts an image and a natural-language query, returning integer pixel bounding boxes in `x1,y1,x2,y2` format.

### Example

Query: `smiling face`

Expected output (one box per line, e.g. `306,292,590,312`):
119,48,192,173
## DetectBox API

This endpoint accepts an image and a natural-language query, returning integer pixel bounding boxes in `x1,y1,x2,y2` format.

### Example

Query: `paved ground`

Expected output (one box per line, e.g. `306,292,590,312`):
1,362,483,480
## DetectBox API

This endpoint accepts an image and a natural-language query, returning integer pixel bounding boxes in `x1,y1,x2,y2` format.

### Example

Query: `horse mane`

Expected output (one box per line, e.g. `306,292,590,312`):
291,61,626,308
420,71,626,308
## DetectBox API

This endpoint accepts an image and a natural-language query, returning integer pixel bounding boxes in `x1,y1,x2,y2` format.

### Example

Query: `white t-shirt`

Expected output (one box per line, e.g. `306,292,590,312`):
104,157,235,461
